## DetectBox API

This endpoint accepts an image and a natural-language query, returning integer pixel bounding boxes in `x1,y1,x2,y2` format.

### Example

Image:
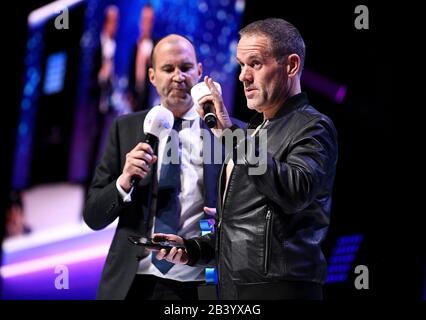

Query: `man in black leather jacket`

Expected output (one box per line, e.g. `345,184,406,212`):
154,18,338,300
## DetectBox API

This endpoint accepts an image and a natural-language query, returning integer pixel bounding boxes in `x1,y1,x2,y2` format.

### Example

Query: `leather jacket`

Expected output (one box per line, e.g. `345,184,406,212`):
185,93,338,299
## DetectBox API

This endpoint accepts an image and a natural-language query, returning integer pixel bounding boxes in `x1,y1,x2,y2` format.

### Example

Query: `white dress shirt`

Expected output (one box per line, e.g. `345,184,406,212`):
116,105,205,281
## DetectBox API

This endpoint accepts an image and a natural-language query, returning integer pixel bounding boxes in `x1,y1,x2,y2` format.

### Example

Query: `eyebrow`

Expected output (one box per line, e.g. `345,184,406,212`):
161,61,195,66
236,54,263,64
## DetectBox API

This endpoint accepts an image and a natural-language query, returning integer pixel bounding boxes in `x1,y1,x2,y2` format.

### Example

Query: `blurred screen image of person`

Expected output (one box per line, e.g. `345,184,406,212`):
127,3,155,112
87,5,120,177
4,191,31,239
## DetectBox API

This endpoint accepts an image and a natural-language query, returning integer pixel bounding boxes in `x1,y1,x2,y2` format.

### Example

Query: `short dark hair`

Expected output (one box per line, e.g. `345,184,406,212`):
239,18,305,73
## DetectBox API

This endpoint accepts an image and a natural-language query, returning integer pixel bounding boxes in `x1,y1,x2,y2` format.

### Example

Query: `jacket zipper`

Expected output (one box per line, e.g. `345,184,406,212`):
263,207,272,274
215,144,229,295
216,217,222,293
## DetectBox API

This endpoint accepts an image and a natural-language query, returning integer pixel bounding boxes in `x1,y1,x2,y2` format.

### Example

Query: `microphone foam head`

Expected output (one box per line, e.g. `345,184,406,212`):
143,105,174,138
190,81,222,105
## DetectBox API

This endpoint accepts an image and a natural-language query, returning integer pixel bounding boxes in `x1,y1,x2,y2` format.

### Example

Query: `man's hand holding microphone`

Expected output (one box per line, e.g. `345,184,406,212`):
118,143,158,193
192,76,233,136
118,105,174,193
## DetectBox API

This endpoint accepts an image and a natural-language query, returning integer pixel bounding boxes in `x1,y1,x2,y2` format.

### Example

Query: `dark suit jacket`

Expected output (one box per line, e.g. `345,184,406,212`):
83,109,243,299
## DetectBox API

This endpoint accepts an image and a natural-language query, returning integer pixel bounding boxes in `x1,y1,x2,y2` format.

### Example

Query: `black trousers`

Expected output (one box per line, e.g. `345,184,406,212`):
125,274,204,300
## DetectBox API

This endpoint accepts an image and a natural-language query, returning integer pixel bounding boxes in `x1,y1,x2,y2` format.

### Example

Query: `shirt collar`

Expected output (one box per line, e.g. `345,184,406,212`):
159,104,199,121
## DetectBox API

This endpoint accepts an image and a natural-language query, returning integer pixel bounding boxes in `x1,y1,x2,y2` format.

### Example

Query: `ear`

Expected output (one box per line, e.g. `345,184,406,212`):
148,67,156,86
286,54,301,78
197,62,203,81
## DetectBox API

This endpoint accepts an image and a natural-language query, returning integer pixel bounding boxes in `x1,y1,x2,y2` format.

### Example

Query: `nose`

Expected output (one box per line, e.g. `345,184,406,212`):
172,69,186,82
239,66,252,83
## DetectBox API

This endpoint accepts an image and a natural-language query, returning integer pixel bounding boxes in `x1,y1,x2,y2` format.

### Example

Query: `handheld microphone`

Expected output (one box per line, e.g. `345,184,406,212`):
202,102,217,129
191,81,222,128
131,105,174,187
